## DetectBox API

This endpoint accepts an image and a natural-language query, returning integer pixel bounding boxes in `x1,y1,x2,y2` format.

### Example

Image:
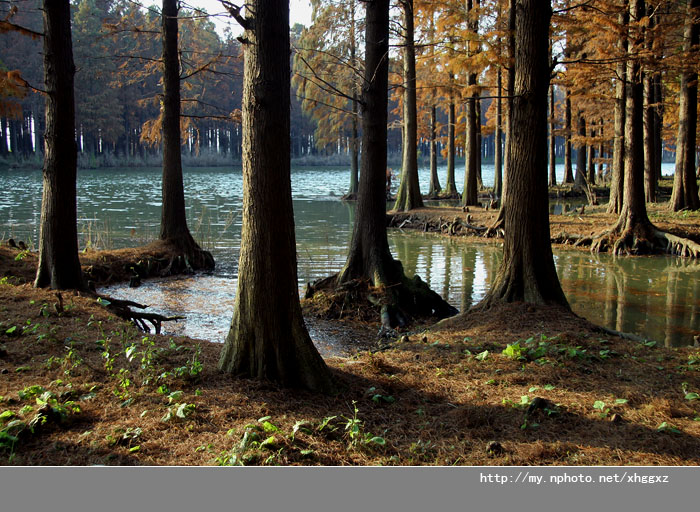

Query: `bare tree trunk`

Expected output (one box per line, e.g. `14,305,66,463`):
494,67,503,197
670,0,700,211
34,0,84,290
574,113,586,189
219,0,335,392
160,0,214,270
549,84,557,187
463,0,480,206
444,94,458,197
479,0,568,307
587,124,596,185
394,0,423,211
643,9,657,203
428,104,441,197
337,0,456,327
608,1,628,214
563,90,574,183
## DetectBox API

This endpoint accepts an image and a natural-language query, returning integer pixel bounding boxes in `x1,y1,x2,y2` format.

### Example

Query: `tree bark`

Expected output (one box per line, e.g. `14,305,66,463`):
160,0,214,270
394,0,423,211
219,0,335,392
462,0,479,207
34,0,84,290
337,0,456,327
479,0,568,308
549,84,557,187
444,95,458,197
574,113,586,189
428,104,441,197
670,0,700,211
563,91,574,183
608,1,628,214
494,67,503,197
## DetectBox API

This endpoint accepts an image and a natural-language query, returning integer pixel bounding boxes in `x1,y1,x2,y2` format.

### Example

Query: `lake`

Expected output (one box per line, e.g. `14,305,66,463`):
1,163,697,350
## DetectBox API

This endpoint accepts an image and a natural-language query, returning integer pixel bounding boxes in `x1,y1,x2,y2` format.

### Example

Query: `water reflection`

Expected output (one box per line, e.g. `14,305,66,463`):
1,166,697,347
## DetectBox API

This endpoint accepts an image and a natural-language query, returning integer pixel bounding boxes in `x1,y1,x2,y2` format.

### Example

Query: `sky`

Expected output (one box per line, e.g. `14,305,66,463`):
182,0,313,35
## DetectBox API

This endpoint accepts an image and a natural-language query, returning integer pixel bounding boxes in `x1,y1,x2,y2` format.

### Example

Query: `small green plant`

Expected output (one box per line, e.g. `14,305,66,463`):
342,401,386,450
657,422,681,434
14,249,29,261
502,342,525,360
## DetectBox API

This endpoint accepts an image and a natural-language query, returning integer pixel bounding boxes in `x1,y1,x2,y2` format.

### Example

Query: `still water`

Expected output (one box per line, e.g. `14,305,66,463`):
0,164,697,348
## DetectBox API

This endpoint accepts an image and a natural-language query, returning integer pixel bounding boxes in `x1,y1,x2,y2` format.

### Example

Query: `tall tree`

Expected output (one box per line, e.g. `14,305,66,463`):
333,0,455,328
218,0,336,392
462,0,480,207
443,96,459,197
159,0,214,270
34,0,84,290
292,0,362,199
608,0,628,214
394,0,423,211
479,0,568,307
669,0,700,211
593,0,700,256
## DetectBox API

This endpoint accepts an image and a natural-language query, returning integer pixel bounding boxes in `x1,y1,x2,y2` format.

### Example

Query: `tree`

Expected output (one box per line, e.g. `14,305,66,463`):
159,0,214,271
669,0,700,211
328,0,456,328
218,0,336,392
593,0,700,256
608,0,628,214
393,0,423,211
478,0,569,307
462,0,480,207
34,0,84,290
292,0,362,199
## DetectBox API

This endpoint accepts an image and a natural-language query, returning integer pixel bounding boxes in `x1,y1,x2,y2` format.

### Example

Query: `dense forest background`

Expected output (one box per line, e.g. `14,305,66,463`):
5,0,680,170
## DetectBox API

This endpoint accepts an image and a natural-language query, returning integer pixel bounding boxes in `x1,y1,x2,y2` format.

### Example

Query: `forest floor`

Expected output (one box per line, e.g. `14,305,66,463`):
2,224,700,466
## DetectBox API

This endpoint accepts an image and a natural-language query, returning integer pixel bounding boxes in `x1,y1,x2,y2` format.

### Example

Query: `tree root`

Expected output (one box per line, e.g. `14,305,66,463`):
653,230,700,257
304,268,458,333
96,295,185,334
591,224,700,258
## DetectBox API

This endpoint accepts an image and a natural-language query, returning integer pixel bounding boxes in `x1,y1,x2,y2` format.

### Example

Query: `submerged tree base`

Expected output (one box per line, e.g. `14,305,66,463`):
305,264,458,332
591,218,700,257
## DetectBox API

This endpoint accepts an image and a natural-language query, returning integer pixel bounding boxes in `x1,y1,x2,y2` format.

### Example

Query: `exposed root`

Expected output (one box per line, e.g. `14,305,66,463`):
653,230,700,258
304,268,458,333
95,294,185,334
591,224,700,258
484,208,505,238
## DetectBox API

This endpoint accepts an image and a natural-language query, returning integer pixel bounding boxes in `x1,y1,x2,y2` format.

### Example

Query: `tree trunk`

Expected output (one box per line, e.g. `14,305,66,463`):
444,96,458,197
219,0,335,392
428,104,441,197
574,113,586,189
336,0,456,327
462,0,479,206
160,0,213,270
347,3,359,198
338,0,394,286
0,117,8,156
587,124,596,185
563,91,574,183
34,0,84,290
394,0,423,212
616,0,650,240
670,0,700,211
479,0,568,308
549,84,557,187
643,6,657,204
608,2,628,214
494,66,503,198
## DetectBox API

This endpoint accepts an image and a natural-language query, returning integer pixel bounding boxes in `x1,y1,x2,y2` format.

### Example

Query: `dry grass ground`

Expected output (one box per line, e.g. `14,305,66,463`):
2,243,700,466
